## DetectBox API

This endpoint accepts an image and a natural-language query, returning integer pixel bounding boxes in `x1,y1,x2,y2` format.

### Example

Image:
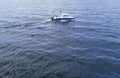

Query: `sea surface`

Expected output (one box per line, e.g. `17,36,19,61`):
0,0,120,78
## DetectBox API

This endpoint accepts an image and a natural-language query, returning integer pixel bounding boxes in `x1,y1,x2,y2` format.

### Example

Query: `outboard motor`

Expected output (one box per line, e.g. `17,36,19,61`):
51,17,54,21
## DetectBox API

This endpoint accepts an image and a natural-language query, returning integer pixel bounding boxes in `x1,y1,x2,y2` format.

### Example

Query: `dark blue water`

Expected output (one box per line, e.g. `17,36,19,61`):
0,0,120,78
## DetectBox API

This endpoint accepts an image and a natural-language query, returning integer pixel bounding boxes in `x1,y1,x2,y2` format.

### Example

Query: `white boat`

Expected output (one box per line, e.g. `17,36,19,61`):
52,13,75,22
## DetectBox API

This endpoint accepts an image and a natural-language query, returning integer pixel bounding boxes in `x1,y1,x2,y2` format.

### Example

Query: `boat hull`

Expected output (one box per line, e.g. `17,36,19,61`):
52,17,75,22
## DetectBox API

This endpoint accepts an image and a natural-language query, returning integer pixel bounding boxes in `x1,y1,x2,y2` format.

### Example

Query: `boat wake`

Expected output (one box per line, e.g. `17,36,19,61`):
42,18,52,24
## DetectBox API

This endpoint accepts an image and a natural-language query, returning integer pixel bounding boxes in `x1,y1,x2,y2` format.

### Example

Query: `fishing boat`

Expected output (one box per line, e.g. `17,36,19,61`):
51,13,75,22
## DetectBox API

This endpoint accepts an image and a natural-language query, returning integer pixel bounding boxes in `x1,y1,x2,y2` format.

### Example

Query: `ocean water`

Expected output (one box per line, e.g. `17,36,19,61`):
0,0,120,78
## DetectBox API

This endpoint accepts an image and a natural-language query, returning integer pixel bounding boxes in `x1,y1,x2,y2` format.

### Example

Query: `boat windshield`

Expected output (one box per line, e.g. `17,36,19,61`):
57,13,70,17
63,15,69,17
61,13,69,17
